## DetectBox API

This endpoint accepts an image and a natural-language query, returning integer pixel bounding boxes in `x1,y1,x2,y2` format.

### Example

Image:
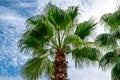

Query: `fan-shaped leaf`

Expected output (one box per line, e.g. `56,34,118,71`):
18,30,50,56
99,52,119,69
21,57,54,80
26,15,43,29
45,2,79,31
101,11,120,32
75,19,96,39
112,61,120,80
64,46,71,54
63,35,82,47
95,33,116,46
66,6,78,22
72,47,101,68
46,2,68,30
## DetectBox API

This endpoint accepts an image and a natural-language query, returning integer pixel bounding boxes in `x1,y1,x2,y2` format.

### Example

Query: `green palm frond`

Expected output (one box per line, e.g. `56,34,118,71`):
75,18,96,39
18,35,45,56
45,2,79,31
66,6,79,23
64,46,71,54
99,52,120,69
18,15,56,56
112,61,120,80
18,29,51,56
45,2,68,30
72,47,101,68
28,16,55,39
95,33,116,46
63,35,82,48
65,6,79,33
21,57,54,80
26,15,43,30
101,10,120,32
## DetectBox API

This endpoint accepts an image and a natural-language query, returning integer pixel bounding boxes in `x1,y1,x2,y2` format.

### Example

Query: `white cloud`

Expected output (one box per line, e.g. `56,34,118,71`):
0,6,26,31
0,76,23,80
19,2,36,8
81,0,119,20
68,66,111,80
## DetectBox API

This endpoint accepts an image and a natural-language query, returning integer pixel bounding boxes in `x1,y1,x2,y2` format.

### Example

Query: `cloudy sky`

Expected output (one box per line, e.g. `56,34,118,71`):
0,0,119,80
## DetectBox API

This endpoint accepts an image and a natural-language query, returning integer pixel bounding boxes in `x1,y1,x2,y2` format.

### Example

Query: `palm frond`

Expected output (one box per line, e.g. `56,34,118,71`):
95,33,116,47
45,2,68,30
18,29,51,56
75,18,96,39
101,10,120,32
21,57,54,80
28,16,55,40
18,14,56,56
18,36,44,56
99,52,120,69
64,45,71,54
66,6,79,23
25,15,43,30
45,2,79,32
65,6,79,34
63,35,82,48
112,61,120,80
72,47,101,68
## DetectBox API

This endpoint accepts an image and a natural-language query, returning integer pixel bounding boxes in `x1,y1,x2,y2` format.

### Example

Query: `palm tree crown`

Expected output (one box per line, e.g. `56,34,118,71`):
18,2,101,80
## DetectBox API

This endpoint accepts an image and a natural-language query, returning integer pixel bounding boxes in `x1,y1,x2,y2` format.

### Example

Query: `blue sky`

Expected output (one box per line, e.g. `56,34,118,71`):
0,0,119,80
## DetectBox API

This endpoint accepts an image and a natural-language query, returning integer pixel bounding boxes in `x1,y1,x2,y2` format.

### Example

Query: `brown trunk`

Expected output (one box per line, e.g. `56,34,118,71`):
51,49,67,80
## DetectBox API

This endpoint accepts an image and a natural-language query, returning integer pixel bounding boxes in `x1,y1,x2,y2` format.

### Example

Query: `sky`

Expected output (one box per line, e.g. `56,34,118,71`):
0,0,119,80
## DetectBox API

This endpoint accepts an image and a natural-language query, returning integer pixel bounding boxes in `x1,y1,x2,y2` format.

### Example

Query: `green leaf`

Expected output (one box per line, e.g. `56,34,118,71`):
26,15,55,39
99,52,119,69
72,47,101,68
112,61,120,80
46,2,67,30
64,45,71,54
45,2,79,31
101,10,120,32
63,35,82,47
18,30,52,56
66,6,78,22
95,33,116,46
21,57,54,80
31,18,54,39
75,18,96,39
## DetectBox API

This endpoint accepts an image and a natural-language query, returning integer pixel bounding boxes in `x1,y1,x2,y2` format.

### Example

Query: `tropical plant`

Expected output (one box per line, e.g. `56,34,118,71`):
18,2,101,80
95,5,120,80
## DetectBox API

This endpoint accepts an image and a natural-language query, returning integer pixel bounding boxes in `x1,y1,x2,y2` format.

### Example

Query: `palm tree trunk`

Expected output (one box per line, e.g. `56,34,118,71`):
52,49,67,80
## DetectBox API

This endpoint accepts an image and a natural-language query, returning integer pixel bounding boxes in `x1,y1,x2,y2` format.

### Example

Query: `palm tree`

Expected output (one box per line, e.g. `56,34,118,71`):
95,5,120,80
18,2,101,80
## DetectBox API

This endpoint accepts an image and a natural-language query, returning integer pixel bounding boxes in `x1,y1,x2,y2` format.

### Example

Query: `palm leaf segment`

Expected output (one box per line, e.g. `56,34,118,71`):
101,8,120,32
75,19,97,39
21,57,54,80
18,2,101,80
112,61,120,80
72,47,101,68
99,52,120,68
95,33,117,47
46,3,78,31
